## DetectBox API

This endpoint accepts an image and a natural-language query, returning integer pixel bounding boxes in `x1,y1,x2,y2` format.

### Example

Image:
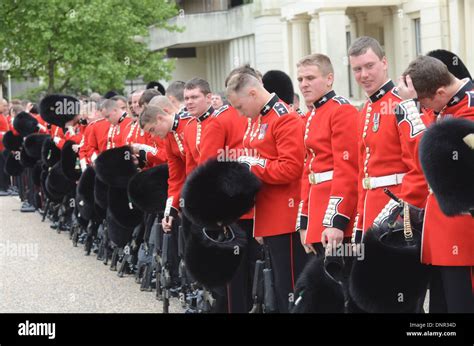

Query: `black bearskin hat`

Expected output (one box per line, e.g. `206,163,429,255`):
262,70,295,105
13,111,38,137
419,117,474,216
182,215,248,288
182,159,261,227
24,133,50,159
127,164,169,213
95,146,138,188
39,94,80,128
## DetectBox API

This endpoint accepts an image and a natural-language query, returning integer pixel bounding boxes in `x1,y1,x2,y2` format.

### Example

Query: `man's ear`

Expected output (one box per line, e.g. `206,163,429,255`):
205,93,212,103
248,88,257,98
436,87,448,99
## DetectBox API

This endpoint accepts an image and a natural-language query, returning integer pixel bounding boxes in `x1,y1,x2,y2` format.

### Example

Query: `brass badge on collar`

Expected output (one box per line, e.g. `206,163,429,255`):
372,113,380,132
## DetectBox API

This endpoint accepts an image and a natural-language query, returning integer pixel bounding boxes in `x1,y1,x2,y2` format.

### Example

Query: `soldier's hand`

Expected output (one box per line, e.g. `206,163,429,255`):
321,227,344,251
299,229,316,254
397,75,418,100
162,216,173,233
255,236,264,245
130,144,140,155
72,144,79,153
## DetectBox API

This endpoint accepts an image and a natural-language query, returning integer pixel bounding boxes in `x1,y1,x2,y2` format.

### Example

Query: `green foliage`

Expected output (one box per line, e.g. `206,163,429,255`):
0,0,179,94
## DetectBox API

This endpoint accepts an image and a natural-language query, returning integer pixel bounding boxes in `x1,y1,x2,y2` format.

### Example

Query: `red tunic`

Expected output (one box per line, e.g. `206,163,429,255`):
199,105,254,220
183,106,214,175
354,80,429,235
298,91,359,244
122,118,167,168
164,110,191,218
239,94,305,237
0,113,10,151
420,80,474,266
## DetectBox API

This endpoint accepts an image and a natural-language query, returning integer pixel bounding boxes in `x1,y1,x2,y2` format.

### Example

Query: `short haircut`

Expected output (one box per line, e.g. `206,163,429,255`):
139,105,167,129
226,73,261,94
403,56,455,99
139,89,161,107
225,64,261,87
149,95,174,109
184,78,211,95
166,81,185,102
348,36,385,60
10,104,24,115
29,103,39,114
89,92,102,103
110,95,127,104
102,99,119,111
297,53,334,76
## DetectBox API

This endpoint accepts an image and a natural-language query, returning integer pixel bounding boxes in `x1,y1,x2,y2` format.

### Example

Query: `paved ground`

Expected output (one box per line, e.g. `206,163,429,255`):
0,196,183,313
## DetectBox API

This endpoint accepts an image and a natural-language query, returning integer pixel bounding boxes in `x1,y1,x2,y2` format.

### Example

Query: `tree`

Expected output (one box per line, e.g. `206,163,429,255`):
0,0,179,95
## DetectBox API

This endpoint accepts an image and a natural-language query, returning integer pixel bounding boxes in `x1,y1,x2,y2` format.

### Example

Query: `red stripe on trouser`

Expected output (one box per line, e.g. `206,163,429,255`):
290,234,295,290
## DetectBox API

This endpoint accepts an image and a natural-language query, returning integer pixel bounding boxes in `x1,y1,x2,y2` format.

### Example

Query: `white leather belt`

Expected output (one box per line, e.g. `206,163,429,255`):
309,170,334,185
362,173,406,190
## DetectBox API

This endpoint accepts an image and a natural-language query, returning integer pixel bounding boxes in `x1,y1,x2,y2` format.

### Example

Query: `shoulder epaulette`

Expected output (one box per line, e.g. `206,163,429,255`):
391,87,402,99
273,102,289,116
466,91,474,108
213,105,229,117
332,96,350,105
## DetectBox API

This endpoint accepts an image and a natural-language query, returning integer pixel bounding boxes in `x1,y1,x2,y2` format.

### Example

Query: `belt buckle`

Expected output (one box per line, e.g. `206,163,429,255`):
363,177,371,190
309,173,316,185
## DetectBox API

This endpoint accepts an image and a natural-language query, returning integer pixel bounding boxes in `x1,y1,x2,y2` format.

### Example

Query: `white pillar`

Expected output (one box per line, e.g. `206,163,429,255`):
317,8,350,98
290,14,311,73
309,12,320,54
448,0,465,57
254,14,285,73
464,0,474,75
382,7,396,81
281,18,293,74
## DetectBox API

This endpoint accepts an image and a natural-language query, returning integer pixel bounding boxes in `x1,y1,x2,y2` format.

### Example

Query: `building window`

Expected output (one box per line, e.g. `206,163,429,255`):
414,18,422,56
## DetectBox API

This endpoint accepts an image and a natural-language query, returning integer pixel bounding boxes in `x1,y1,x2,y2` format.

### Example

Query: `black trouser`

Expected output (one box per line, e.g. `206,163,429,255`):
0,151,10,190
158,214,180,284
263,232,308,313
225,219,262,313
429,265,474,313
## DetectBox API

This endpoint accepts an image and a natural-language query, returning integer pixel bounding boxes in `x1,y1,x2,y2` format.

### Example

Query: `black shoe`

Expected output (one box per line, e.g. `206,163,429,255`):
21,202,36,212
7,187,19,196
50,222,59,230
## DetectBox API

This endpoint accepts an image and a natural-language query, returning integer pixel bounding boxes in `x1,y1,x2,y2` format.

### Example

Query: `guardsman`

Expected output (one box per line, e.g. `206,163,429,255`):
0,98,10,196
348,36,428,242
145,96,190,228
295,53,359,257
79,101,109,169
198,65,262,313
226,72,307,313
123,90,167,169
102,97,131,150
182,78,214,175
396,55,474,313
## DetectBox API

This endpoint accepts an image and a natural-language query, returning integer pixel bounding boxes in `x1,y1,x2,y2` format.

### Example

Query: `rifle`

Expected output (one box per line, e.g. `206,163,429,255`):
155,219,163,301
137,214,157,290
84,220,99,256
42,199,51,222
263,245,278,313
160,232,172,313
249,258,265,313
177,224,190,308
110,246,120,271
117,223,143,277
